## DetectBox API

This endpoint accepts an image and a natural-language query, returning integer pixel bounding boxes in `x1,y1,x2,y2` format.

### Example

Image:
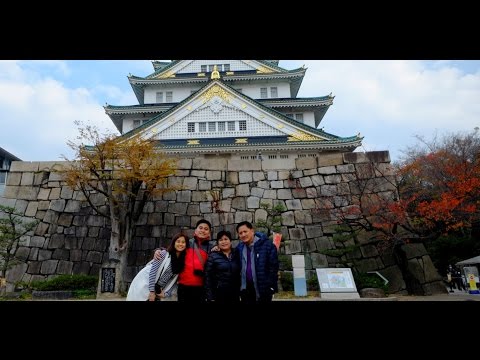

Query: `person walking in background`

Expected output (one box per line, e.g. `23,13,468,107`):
205,230,241,303
127,232,187,301
154,219,214,303
453,267,467,292
446,265,455,292
235,221,279,303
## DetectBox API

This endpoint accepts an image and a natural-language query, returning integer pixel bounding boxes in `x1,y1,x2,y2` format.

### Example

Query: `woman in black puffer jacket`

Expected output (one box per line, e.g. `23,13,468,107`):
205,231,241,303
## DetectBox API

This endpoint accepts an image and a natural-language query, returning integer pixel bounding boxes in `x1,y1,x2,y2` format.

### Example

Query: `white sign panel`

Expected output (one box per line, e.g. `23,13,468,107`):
316,268,358,293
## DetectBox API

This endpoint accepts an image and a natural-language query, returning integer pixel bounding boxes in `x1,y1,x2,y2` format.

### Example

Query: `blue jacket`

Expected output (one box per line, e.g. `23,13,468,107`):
236,232,279,298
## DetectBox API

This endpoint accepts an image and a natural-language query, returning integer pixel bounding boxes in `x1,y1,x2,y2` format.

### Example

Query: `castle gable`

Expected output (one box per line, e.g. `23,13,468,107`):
131,81,328,143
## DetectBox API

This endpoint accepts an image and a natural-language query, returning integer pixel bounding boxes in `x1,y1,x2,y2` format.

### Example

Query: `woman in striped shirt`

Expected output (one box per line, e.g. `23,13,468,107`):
147,233,188,301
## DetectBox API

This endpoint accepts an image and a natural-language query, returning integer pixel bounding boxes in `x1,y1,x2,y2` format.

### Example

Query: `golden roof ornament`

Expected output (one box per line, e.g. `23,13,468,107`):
211,65,220,80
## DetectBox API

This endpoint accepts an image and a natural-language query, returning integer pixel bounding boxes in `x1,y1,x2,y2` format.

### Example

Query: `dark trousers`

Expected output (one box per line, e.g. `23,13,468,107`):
177,284,205,303
240,282,274,303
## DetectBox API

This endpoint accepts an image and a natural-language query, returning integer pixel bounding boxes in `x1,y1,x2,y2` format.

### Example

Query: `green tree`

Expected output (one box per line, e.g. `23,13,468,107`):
0,205,38,278
255,202,286,237
59,121,178,295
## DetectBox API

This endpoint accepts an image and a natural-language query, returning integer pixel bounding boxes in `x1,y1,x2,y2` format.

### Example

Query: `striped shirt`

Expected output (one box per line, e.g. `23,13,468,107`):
148,250,176,297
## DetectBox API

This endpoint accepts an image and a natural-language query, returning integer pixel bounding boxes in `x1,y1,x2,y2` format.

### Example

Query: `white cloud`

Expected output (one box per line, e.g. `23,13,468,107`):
283,60,480,160
0,61,118,161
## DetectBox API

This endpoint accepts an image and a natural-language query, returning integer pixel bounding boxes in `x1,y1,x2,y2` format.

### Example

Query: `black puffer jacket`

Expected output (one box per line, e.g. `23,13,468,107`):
204,248,241,303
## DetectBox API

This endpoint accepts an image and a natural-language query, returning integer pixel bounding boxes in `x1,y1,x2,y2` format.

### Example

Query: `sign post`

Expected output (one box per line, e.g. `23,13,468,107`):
467,273,479,294
292,255,307,297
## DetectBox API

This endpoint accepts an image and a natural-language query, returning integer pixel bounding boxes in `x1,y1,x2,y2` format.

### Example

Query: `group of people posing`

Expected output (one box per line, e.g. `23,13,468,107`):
126,219,279,303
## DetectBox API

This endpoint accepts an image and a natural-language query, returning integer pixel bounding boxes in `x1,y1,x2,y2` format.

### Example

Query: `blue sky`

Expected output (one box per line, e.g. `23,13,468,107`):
1,60,479,162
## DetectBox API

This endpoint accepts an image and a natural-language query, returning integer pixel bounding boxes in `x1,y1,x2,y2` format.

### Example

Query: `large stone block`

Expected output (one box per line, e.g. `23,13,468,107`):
317,153,343,167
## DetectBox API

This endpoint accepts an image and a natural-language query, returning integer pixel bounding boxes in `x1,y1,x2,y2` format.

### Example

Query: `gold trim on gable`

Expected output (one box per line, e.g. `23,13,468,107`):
155,70,176,79
235,138,248,144
200,85,232,104
187,139,200,145
288,131,321,141
256,66,274,74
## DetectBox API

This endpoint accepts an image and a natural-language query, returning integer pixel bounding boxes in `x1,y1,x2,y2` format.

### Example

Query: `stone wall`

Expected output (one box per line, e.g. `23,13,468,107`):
1,151,446,295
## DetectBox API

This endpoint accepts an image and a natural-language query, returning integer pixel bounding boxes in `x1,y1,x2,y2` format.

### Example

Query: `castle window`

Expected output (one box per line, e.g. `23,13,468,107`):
199,122,207,132
218,122,225,131
156,92,163,103
295,113,304,122
166,91,173,102
239,120,247,131
224,64,230,71
227,121,235,131
286,113,293,118
268,155,277,159
260,88,268,99
280,155,289,159
188,122,195,133
208,122,216,132
208,65,215,72
241,155,249,160
201,65,207,72
270,87,278,98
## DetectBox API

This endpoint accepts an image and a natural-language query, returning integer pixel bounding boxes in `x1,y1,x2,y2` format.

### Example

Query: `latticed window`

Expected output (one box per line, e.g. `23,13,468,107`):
260,88,268,98
286,113,293,118
199,122,207,132
201,65,207,72
295,113,304,122
208,122,216,132
270,87,278,98
188,122,195,133
166,91,173,102
224,64,230,71
239,120,247,131
156,92,163,103
280,155,289,159
228,121,235,131
218,122,225,131
268,155,277,159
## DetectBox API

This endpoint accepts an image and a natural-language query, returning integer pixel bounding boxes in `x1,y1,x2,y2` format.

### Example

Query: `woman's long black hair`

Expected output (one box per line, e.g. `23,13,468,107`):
167,232,188,274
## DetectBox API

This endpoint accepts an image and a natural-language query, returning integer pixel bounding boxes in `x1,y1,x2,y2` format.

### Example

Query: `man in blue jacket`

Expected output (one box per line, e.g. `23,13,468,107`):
236,221,279,303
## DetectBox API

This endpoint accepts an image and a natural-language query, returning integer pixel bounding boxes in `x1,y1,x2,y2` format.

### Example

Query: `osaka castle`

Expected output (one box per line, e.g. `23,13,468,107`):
104,60,362,160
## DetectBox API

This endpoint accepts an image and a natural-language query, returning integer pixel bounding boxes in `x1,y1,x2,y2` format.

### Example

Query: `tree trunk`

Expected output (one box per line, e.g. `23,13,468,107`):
96,215,131,298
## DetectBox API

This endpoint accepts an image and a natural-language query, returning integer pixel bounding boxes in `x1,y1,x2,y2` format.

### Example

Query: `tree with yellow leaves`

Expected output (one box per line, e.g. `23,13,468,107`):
60,121,178,296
